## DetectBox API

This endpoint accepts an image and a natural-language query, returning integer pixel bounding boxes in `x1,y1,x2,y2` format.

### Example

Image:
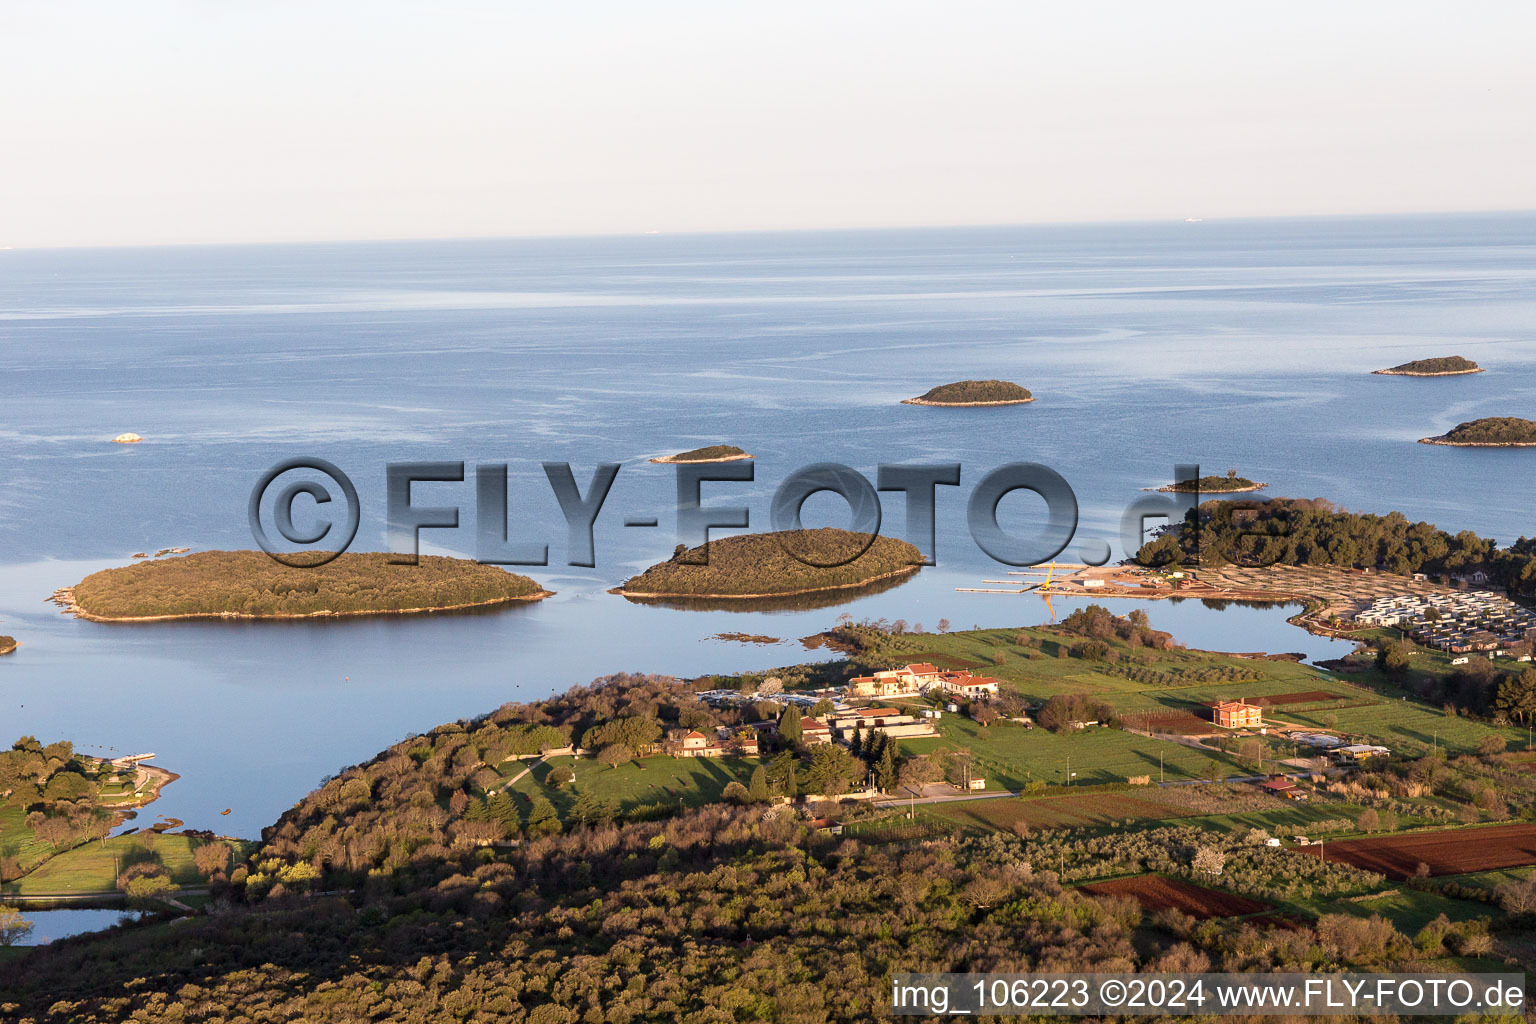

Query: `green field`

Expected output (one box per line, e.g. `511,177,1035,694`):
1,834,245,896
0,805,60,875
1267,696,1522,755
898,714,1246,789
506,754,763,817
1318,887,1493,934
883,626,1332,701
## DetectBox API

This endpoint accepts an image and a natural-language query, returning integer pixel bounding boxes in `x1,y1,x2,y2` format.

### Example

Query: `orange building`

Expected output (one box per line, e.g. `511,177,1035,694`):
1212,699,1262,729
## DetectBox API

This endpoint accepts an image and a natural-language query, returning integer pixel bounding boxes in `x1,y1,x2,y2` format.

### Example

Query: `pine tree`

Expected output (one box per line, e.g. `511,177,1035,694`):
487,791,521,834
528,795,561,837
849,727,863,758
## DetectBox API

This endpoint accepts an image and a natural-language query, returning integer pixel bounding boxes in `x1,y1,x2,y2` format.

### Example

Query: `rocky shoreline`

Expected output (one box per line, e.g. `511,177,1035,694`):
611,564,921,601
50,585,554,623
1418,437,1536,447
901,396,1036,407
648,452,755,464
1153,482,1267,493
1373,368,1484,377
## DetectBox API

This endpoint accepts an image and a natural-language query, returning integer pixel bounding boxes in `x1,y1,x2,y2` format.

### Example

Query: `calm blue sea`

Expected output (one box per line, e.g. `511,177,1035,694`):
2,214,1535,840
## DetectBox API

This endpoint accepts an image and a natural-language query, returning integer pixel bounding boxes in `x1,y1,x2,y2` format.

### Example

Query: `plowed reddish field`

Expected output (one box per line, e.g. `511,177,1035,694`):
1305,823,1536,879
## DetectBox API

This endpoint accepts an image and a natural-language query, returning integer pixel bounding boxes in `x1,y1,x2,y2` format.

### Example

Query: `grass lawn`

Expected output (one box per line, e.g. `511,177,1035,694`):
886,626,1335,706
508,755,763,818
1314,887,1493,934
1268,698,1520,756
1440,865,1536,894
0,804,60,874
1,834,245,895
898,715,1243,789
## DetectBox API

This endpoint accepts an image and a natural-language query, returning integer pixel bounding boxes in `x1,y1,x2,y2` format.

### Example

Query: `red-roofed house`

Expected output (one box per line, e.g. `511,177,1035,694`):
1213,700,1263,729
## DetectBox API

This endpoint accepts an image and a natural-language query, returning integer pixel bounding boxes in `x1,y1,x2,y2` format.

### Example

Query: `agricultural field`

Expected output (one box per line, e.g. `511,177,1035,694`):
1078,874,1272,918
1268,698,1523,757
1262,690,1348,706
882,626,1334,708
1119,710,1212,735
897,715,1242,788
921,789,1201,832
1307,823,1536,879
915,784,1358,837
505,754,762,817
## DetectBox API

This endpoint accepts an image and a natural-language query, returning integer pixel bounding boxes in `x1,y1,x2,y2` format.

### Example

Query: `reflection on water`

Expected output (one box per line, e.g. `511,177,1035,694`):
2,907,144,946
617,570,918,612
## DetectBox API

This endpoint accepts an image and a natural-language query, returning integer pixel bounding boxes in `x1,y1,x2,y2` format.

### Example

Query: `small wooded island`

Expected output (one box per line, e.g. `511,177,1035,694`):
902,380,1034,406
0,635,16,655
613,528,922,599
1374,356,1483,376
61,551,551,621
648,444,754,464
1158,471,1267,493
1420,417,1536,447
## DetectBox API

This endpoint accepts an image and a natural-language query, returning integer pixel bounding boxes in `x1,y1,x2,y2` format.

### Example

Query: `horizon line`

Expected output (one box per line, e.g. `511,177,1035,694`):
4,207,1535,255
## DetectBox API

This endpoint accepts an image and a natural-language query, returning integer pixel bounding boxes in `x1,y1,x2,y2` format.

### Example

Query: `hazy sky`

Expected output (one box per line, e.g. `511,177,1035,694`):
4,2,1534,247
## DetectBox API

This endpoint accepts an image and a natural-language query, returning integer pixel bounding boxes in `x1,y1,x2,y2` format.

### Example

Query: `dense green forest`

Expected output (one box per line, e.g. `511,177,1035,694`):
1375,355,1482,375
1422,417,1536,445
617,529,922,597
70,551,548,619
1135,497,1536,595
904,379,1033,404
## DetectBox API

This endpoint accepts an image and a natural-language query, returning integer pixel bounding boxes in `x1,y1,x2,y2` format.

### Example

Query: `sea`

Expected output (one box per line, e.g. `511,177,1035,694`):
3,212,1536,854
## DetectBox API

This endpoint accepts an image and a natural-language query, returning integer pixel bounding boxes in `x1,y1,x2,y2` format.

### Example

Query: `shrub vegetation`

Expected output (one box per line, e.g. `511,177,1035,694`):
70,551,547,619
617,528,922,597
1426,417,1536,445
907,379,1033,404
1377,355,1481,374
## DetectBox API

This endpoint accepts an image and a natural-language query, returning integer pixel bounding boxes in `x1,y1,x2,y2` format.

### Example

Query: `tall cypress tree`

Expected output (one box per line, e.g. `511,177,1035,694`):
779,704,803,745
748,765,769,803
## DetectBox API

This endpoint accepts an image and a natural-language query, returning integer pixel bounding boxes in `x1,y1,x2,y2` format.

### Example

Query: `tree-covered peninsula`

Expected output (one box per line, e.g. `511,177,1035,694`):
648,444,753,464
615,528,922,599
1136,496,1536,594
1373,356,1483,376
1419,417,1536,446
902,379,1034,406
64,551,550,621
